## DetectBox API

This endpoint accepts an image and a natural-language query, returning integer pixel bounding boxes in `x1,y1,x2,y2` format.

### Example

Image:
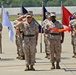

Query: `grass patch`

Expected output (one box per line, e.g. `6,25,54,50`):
34,15,42,20
56,16,61,20
0,15,61,21
9,15,17,21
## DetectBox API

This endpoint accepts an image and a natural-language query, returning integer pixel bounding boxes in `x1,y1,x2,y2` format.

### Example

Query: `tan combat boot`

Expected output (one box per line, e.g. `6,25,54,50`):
16,55,21,59
29,65,35,71
47,55,51,59
45,54,48,58
72,55,75,58
74,55,76,58
24,65,29,71
56,62,61,69
19,55,25,60
51,62,55,69
72,54,76,58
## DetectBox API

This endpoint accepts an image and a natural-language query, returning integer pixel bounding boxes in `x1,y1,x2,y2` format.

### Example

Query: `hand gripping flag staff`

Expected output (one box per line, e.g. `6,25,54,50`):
2,6,14,42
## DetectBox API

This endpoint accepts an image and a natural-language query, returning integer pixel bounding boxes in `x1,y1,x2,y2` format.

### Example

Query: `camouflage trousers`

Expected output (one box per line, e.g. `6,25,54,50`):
44,35,50,55
23,40,36,65
71,36,76,54
15,35,24,56
49,39,61,63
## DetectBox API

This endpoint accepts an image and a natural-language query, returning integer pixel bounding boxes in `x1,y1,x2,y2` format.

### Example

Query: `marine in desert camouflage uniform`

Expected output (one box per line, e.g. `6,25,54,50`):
69,12,76,58
45,12,64,69
15,12,39,71
42,12,53,59
14,13,25,60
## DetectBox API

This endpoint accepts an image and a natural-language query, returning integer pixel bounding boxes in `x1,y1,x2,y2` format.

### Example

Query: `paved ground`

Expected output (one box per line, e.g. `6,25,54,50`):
0,27,76,75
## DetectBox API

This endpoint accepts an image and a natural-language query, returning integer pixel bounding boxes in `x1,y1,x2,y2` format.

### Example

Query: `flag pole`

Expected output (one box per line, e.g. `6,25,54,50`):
0,2,3,54
61,0,62,23
20,0,22,13
40,2,43,53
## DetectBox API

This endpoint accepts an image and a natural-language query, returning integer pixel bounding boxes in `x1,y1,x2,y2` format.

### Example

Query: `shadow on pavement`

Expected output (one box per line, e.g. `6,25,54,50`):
64,68,76,71
61,57,70,59
36,61,50,63
0,58,15,61
35,68,64,71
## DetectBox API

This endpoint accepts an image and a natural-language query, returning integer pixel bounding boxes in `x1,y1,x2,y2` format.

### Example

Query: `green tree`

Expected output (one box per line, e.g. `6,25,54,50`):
0,0,13,7
63,0,76,6
22,0,43,7
0,0,76,7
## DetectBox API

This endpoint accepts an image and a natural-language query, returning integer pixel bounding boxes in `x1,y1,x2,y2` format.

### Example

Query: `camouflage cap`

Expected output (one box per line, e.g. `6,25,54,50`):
73,12,76,16
45,12,51,17
46,12,50,16
28,11,33,16
26,12,32,17
50,12,56,16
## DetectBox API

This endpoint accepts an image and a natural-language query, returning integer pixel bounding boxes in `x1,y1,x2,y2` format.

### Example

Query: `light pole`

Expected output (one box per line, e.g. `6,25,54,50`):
0,1,4,53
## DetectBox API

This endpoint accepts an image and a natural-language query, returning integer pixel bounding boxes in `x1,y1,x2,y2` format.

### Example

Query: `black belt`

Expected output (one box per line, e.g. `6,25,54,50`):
24,35,35,37
50,33,60,35
20,31,23,33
